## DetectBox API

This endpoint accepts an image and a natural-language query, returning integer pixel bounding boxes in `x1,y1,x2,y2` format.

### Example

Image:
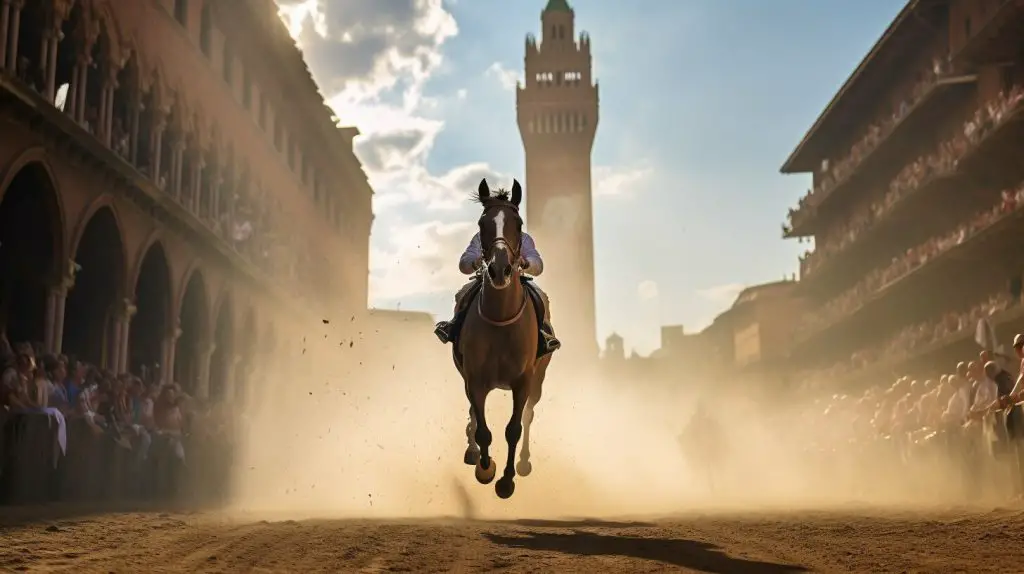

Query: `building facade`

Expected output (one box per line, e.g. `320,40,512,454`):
0,0,372,399
781,1,1024,389
517,0,599,359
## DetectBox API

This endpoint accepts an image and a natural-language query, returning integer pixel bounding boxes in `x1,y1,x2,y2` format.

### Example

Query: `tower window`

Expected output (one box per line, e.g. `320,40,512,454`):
563,71,581,82
558,25,565,39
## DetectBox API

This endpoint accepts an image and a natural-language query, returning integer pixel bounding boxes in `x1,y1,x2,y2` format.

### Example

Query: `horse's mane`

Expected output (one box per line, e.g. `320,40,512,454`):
469,188,511,204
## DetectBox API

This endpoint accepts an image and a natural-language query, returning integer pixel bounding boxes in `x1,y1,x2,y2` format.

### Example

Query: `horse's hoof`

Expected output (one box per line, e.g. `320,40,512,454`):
495,476,515,499
464,448,480,466
516,460,533,477
475,458,496,484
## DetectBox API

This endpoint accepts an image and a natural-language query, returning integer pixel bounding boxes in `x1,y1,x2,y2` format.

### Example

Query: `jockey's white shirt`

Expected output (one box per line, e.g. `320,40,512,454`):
458,232,544,276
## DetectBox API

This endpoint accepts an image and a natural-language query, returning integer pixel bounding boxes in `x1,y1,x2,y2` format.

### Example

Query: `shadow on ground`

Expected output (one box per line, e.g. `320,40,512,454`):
484,528,808,573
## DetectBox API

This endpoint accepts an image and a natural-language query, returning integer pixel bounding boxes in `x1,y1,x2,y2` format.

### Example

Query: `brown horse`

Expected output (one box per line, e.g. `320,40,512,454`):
454,178,551,499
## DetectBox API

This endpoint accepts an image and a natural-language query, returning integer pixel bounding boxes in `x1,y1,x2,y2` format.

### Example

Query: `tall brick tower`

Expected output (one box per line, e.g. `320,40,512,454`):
517,0,599,360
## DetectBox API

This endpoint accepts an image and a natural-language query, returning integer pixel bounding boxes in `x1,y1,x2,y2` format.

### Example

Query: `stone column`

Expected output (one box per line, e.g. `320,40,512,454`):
162,323,182,384
75,56,89,124
150,114,165,186
192,159,204,214
4,0,21,72
115,298,137,374
129,91,141,163
171,140,184,200
195,340,215,399
44,27,59,102
0,0,10,72
66,58,82,118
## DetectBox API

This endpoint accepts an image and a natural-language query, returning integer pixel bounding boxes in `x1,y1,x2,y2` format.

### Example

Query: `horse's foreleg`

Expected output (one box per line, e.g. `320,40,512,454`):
495,380,530,499
516,385,542,477
463,406,480,465
469,383,496,485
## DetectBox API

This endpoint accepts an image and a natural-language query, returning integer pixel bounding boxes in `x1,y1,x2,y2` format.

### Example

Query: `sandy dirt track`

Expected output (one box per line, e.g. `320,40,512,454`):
2,506,1024,573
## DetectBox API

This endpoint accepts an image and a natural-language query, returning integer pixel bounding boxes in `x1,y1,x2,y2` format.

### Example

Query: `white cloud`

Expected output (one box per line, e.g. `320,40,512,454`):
637,280,659,301
370,219,475,301
486,62,521,91
594,163,654,198
696,282,745,306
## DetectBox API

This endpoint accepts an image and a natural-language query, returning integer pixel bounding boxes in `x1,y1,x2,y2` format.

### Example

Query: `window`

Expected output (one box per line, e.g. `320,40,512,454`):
199,4,212,57
563,71,581,82
174,0,188,26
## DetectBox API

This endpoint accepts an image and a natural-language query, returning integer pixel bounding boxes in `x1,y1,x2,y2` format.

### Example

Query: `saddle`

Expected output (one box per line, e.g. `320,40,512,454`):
451,276,548,358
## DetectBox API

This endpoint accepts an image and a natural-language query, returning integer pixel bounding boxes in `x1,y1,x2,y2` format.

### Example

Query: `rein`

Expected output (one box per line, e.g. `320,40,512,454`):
476,224,527,327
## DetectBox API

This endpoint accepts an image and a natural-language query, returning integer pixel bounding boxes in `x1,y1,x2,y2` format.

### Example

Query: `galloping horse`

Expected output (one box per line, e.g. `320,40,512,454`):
454,179,552,499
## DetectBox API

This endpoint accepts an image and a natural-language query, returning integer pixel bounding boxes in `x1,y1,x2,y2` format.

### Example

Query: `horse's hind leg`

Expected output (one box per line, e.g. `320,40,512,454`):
464,406,480,465
469,382,496,485
495,380,530,499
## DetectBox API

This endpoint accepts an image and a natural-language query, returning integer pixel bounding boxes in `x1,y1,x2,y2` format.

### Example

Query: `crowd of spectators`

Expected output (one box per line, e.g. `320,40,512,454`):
789,341,1024,500
797,85,1024,276
795,181,1024,340
0,332,234,505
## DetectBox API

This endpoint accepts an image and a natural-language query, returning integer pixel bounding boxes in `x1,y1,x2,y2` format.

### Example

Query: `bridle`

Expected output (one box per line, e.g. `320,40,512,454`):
477,204,527,327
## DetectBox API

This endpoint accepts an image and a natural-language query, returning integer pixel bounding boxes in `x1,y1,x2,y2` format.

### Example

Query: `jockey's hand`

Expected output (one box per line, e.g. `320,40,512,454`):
519,257,530,271
473,257,484,271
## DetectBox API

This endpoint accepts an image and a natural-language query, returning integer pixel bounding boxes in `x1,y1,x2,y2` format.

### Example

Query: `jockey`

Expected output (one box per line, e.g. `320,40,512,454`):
433,231,561,356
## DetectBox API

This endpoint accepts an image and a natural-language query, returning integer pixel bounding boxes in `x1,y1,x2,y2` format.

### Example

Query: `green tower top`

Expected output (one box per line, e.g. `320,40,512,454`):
543,0,573,13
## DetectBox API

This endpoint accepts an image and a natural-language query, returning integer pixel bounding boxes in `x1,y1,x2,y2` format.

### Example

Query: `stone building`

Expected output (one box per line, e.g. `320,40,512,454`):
518,0,600,359
780,1,1024,389
0,0,373,400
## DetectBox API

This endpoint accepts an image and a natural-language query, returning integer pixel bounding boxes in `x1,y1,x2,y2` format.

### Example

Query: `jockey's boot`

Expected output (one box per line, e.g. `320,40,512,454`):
539,321,561,356
433,320,455,344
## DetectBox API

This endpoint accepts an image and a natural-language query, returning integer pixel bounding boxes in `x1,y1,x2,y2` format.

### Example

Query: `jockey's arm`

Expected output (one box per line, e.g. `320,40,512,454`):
458,233,483,275
521,234,544,276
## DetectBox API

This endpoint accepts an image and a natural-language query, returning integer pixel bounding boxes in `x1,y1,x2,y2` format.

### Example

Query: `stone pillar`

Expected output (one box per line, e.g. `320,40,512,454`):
75,56,89,124
4,0,21,72
44,28,59,102
101,65,117,146
66,59,82,118
171,141,184,200
151,115,165,186
0,0,10,72
129,91,141,163
195,340,215,399
222,354,240,401
192,160,204,214
115,298,137,374
162,323,182,384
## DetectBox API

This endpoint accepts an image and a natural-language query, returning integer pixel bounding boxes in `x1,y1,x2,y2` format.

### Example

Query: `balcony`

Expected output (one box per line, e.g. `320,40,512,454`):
797,289,1020,391
796,87,1024,287
954,0,1024,64
784,66,976,237
0,75,323,321
792,189,1024,357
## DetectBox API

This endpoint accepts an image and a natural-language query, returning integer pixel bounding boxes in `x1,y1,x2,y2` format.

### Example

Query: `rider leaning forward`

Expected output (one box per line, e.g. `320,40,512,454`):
433,231,561,356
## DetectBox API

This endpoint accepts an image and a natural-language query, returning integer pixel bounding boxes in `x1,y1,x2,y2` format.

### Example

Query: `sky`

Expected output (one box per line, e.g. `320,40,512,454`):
275,0,905,355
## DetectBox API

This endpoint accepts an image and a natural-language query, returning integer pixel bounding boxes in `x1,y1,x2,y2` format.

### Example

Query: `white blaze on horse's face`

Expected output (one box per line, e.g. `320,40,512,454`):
486,209,513,290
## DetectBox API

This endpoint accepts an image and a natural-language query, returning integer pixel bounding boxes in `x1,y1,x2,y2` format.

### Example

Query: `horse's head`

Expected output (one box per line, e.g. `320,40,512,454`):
476,178,523,290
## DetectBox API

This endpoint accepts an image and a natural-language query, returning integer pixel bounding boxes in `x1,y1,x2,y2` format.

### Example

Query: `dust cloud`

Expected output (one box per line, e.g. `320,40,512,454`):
225,318,999,522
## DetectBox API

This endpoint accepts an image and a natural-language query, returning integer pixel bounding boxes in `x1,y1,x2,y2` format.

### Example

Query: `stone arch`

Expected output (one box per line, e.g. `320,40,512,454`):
63,204,127,366
0,147,67,255
127,238,174,378
129,229,172,295
174,265,209,393
69,194,129,288
90,0,128,62
0,161,66,346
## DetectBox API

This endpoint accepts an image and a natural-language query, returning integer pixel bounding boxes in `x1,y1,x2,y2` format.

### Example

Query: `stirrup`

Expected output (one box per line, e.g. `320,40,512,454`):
434,321,453,344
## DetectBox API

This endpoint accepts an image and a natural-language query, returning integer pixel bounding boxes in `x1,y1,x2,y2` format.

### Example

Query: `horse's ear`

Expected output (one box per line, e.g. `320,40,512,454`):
477,178,490,202
510,179,523,206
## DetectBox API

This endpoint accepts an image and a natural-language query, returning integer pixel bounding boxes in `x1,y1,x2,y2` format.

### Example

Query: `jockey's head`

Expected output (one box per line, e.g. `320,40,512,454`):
476,178,523,290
